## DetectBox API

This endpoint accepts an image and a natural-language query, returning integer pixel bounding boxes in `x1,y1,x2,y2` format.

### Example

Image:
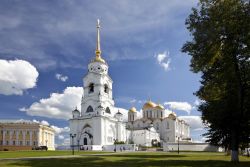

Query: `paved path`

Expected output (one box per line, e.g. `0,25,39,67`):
0,152,130,161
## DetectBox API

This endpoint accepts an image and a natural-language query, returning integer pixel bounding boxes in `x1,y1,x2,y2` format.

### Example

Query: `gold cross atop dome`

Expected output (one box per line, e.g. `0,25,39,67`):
92,19,106,64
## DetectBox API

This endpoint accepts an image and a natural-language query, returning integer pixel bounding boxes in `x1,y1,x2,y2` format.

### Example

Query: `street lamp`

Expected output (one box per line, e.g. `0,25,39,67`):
113,139,117,152
45,140,48,151
0,125,4,146
177,137,180,154
70,133,76,155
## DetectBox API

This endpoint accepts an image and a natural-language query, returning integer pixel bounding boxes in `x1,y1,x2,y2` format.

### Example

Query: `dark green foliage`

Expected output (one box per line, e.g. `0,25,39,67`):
182,0,250,162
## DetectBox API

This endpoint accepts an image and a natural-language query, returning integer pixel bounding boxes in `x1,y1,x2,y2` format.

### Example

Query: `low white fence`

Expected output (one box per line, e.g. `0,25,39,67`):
76,144,137,151
163,142,220,152
103,144,137,151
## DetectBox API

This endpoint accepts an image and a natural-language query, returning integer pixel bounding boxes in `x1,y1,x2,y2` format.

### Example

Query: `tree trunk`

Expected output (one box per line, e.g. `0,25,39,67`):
231,150,239,162
231,129,239,162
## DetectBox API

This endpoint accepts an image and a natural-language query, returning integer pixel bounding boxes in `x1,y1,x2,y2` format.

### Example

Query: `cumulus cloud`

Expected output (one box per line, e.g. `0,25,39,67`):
20,86,83,120
179,115,205,131
164,101,192,115
116,97,145,105
194,99,200,106
58,135,65,140
156,51,171,71
0,1,197,70
55,73,68,82
51,125,70,144
0,59,39,95
51,126,70,134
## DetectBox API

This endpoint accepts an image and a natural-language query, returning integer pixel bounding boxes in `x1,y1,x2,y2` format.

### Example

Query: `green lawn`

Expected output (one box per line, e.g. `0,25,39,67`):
0,151,249,167
0,150,109,158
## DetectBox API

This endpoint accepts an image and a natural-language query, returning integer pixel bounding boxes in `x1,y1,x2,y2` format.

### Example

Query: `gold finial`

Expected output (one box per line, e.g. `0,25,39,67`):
95,19,101,57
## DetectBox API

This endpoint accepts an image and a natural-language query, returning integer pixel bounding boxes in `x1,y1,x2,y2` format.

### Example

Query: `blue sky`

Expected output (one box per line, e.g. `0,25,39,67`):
0,0,207,146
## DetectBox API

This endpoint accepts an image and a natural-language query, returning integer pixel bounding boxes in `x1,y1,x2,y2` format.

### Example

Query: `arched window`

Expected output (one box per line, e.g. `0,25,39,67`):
86,106,94,113
88,83,94,94
104,84,109,93
105,107,111,114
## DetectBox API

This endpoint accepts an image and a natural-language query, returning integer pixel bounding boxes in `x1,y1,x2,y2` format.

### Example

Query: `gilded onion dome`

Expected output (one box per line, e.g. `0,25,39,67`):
142,100,156,110
92,56,106,64
129,107,137,112
155,104,164,110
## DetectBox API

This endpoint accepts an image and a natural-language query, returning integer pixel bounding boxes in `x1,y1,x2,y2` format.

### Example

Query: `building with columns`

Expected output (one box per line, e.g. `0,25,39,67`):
0,120,55,151
69,20,190,149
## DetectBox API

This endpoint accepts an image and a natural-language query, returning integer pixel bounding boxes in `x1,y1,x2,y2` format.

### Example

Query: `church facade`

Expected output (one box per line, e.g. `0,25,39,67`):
69,20,127,146
69,20,190,148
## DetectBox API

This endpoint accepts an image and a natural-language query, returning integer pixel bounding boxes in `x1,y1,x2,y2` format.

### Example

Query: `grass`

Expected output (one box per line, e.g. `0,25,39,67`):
0,150,109,158
0,151,249,167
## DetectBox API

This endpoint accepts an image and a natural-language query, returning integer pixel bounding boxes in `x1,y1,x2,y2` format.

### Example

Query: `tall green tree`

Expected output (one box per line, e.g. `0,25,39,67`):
182,0,250,162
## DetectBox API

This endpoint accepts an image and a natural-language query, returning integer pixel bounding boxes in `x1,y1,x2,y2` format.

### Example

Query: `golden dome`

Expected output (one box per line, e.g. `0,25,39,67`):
92,56,106,64
143,101,156,110
129,107,137,112
155,104,164,110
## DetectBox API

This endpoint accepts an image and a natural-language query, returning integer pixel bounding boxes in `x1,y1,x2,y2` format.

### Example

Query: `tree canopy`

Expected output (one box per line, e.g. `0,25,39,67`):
182,0,250,162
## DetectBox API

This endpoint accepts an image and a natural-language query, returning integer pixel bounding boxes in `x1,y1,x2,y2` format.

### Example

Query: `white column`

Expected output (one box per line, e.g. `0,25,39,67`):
3,130,6,145
22,130,25,146
9,130,12,145
16,131,19,145
30,131,32,146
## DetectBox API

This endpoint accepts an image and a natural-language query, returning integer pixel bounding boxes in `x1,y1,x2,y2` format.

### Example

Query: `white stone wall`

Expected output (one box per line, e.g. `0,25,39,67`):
163,142,219,152
130,128,160,146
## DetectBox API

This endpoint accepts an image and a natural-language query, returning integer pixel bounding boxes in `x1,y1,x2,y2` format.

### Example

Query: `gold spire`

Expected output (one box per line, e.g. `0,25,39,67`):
96,19,101,56
93,19,106,64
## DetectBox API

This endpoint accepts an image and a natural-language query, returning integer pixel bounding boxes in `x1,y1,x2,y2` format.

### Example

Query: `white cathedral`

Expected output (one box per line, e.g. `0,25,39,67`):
69,20,190,149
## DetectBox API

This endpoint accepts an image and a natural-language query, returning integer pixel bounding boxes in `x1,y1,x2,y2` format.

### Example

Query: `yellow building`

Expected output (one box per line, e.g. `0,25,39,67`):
0,120,55,151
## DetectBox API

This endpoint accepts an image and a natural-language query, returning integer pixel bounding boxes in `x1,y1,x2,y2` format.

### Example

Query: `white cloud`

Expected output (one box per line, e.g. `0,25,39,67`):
194,99,200,106
58,135,65,140
32,119,49,126
0,59,39,95
129,99,137,103
156,51,171,71
55,73,68,82
164,101,192,115
179,115,205,130
0,1,199,70
20,86,83,120
51,125,70,134
40,120,50,126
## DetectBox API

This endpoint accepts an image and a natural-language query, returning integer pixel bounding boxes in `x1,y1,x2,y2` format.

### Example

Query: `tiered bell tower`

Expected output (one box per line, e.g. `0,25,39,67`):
81,19,114,117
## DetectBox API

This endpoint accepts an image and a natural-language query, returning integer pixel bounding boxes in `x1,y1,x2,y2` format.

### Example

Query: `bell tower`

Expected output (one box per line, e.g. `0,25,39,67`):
81,19,114,117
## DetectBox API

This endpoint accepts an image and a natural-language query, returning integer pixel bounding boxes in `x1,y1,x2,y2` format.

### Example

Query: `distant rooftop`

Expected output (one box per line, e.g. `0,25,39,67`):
0,119,40,125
